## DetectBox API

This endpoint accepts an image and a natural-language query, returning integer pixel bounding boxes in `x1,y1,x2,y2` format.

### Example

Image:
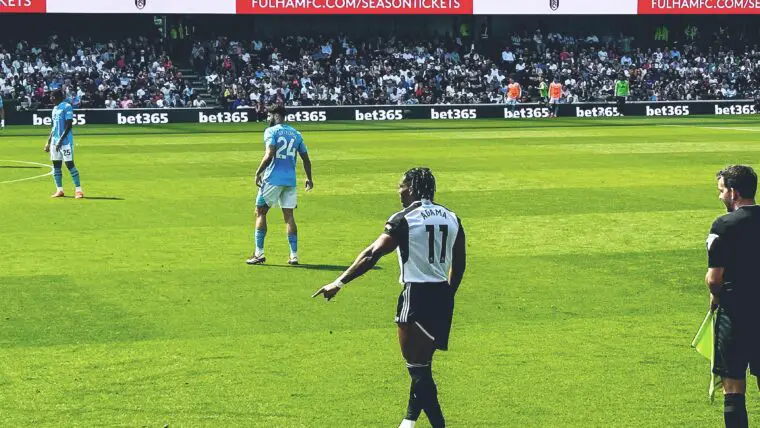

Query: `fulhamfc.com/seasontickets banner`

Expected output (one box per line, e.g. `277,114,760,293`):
2,0,760,14
237,0,473,14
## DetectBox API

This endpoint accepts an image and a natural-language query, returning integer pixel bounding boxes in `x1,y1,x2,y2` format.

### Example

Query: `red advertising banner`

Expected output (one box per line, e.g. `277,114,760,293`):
639,0,760,13
237,0,472,14
0,0,46,13
6,0,760,15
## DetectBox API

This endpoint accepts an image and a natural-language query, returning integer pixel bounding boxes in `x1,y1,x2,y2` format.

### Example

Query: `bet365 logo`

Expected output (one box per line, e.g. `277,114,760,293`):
549,0,559,10
135,0,146,9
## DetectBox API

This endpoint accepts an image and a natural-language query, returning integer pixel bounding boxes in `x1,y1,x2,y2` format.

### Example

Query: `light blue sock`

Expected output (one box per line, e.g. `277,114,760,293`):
288,234,297,256
68,167,81,187
255,229,267,255
53,167,63,188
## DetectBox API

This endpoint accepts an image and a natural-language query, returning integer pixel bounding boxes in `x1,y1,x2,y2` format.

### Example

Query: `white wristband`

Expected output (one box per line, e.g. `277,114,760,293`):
335,280,346,289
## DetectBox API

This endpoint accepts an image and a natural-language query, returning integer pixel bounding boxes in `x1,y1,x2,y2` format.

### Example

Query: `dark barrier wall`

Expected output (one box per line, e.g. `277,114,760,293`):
7,101,758,126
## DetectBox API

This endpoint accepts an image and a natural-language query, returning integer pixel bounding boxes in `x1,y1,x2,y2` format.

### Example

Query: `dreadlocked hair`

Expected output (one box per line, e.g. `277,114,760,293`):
403,167,436,201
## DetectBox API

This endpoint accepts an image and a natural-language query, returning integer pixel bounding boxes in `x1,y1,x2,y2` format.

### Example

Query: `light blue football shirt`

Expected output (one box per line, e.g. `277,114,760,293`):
262,124,307,187
51,101,74,147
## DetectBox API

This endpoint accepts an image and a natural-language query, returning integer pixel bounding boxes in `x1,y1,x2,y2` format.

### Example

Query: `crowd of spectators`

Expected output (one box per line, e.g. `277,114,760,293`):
202,30,760,109
2,27,760,110
0,35,203,110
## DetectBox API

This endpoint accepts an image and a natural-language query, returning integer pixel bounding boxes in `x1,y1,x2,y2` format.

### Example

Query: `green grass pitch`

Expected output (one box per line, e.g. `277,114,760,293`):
1,116,759,426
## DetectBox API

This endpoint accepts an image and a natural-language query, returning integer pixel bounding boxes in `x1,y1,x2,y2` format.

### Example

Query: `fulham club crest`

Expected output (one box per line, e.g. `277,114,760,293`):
549,0,559,10
135,0,147,9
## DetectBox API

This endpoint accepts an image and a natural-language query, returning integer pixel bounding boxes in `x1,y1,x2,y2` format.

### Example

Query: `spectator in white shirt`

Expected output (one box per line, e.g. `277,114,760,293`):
502,48,515,65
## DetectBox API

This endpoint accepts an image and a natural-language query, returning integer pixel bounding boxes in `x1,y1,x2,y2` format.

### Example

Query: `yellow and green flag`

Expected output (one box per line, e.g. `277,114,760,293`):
691,310,722,402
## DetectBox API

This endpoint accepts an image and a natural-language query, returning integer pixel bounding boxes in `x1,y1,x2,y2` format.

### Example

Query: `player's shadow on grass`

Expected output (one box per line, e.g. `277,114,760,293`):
0,166,44,169
60,196,125,200
266,264,383,272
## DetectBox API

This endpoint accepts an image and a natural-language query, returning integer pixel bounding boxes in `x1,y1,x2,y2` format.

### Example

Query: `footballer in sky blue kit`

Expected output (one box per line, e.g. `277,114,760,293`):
247,104,313,266
45,89,83,199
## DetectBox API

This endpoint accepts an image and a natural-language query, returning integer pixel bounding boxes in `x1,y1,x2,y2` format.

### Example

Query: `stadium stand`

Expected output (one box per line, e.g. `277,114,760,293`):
1,17,759,109
0,35,205,110
202,32,760,108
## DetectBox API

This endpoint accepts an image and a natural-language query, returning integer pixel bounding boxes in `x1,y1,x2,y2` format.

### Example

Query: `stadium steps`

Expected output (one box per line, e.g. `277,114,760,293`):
178,67,218,107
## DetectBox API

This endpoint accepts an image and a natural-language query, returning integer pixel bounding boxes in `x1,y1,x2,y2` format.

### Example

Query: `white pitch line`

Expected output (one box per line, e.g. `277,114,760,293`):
684,125,760,132
660,124,760,132
0,160,53,184
704,127,760,132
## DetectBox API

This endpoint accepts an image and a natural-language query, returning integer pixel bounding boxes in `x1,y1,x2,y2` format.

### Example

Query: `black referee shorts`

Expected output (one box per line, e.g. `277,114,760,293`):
713,304,760,380
395,282,455,351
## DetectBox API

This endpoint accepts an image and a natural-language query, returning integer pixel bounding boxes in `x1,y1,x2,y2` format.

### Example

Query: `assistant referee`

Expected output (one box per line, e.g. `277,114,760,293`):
615,75,629,114
706,165,760,428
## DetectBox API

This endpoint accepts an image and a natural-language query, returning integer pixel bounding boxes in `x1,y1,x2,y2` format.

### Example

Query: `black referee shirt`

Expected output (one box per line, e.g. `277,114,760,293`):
707,205,760,308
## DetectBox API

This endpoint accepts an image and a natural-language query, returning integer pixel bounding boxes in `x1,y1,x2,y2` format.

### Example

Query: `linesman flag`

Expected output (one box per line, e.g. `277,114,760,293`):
691,310,722,402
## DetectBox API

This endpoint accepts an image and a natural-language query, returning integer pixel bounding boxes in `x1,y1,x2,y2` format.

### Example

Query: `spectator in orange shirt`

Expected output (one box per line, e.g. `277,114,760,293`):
549,77,563,117
505,78,521,112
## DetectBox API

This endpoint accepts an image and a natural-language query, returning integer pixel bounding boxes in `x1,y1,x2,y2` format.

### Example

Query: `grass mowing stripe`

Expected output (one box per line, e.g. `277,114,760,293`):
1,116,754,426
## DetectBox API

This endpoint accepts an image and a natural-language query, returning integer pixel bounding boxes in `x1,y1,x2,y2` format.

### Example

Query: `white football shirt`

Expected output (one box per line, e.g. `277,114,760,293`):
385,199,462,284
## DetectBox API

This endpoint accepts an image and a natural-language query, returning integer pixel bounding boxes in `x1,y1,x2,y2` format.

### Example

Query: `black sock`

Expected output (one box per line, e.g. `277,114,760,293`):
405,365,423,421
408,364,445,428
724,393,748,428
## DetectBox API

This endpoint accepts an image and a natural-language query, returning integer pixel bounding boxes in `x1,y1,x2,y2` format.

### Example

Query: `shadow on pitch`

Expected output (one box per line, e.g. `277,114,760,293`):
85,196,126,201
0,165,45,169
264,264,382,272
59,196,126,200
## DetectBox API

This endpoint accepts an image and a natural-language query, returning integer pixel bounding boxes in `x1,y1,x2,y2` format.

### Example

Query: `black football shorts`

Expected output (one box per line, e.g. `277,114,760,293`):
713,305,760,380
395,282,455,351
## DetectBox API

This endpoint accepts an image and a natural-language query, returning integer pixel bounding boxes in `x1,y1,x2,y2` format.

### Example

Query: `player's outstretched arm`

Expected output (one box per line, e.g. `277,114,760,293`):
254,145,276,187
312,233,398,301
449,222,467,295
300,152,313,190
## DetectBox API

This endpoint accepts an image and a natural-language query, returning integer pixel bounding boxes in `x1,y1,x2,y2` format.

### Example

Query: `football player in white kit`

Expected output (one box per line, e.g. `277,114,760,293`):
313,167,467,428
